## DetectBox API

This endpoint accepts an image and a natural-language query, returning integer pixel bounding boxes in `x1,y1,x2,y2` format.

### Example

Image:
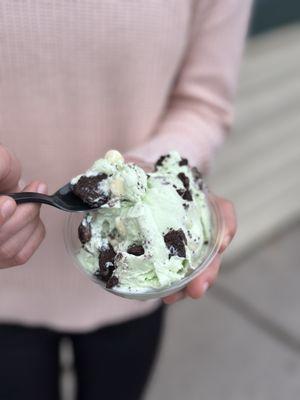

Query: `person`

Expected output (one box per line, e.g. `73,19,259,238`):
0,1,252,399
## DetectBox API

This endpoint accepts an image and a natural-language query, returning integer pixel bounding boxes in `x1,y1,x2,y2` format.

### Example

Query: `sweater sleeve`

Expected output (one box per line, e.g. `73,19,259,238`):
128,0,253,171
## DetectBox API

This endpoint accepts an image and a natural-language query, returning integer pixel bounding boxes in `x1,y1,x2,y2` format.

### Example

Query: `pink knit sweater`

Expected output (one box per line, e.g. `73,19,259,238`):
0,1,252,331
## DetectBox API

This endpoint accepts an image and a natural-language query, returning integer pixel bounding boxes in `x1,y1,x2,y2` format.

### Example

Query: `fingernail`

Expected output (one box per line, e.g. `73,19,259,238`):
202,282,209,294
1,199,15,219
37,183,47,194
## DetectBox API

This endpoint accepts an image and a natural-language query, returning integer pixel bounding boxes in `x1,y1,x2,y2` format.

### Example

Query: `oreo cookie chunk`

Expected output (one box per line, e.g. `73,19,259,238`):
176,188,193,201
191,167,203,189
106,276,119,289
154,154,170,170
72,174,108,207
177,172,190,189
176,172,193,201
178,157,188,166
97,244,116,282
127,245,145,256
78,221,91,244
183,202,189,210
164,229,187,258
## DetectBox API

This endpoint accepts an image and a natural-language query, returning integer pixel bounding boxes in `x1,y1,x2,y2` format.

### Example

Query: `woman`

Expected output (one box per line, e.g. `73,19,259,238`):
0,1,252,399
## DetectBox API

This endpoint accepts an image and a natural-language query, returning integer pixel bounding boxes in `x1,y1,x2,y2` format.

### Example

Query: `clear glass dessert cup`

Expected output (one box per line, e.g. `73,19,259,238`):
64,192,225,301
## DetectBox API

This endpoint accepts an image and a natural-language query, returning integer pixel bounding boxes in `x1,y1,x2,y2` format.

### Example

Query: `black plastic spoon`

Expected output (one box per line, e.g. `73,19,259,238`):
5,183,93,212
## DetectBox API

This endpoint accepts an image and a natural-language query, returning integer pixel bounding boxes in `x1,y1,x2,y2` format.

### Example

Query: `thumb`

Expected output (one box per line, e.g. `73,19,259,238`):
0,146,21,193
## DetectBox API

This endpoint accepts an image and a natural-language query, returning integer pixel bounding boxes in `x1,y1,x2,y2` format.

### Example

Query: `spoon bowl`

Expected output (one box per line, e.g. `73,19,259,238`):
4,183,95,212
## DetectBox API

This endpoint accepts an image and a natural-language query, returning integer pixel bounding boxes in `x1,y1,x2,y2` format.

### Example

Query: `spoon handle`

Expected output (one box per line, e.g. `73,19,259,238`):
5,192,55,207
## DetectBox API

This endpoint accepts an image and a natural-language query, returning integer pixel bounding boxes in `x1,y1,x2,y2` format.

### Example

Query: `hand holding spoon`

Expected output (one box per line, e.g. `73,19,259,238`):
3,183,93,212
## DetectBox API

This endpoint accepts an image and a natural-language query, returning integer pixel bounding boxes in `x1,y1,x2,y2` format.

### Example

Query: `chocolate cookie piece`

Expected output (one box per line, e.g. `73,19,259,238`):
179,157,188,166
176,189,185,198
176,188,193,202
98,244,116,281
177,172,190,189
191,166,202,180
183,203,189,210
114,252,123,263
191,167,203,189
182,189,193,201
78,222,91,244
106,276,119,289
127,245,145,256
154,154,170,170
176,172,192,201
72,174,108,207
164,229,187,258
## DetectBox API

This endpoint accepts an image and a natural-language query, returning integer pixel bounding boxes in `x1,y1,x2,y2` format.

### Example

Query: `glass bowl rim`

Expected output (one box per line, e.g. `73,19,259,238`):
64,192,225,300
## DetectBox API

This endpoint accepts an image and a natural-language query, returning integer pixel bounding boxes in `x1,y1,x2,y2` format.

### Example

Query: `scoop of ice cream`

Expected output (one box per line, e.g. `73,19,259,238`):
72,150,211,291
71,150,147,208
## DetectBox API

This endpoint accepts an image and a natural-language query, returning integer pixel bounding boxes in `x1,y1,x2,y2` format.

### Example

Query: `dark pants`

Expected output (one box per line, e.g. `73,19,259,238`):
0,305,165,400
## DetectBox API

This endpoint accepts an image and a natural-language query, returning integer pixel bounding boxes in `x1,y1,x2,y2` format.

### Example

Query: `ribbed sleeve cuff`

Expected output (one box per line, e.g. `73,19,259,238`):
127,109,226,172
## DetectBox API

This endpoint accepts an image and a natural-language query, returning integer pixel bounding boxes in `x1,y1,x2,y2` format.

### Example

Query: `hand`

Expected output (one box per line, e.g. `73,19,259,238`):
0,146,47,268
163,196,237,304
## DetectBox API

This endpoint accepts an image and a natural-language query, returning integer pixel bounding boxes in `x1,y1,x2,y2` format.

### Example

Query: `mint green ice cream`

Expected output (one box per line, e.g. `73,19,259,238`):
72,150,211,292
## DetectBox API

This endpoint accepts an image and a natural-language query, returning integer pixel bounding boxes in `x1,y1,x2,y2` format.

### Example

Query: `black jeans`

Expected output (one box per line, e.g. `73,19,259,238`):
0,305,165,400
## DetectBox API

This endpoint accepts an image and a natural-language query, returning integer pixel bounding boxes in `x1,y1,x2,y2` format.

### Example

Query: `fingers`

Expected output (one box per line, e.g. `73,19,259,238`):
184,255,221,299
163,255,222,304
163,197,236,305
163,291,186,305
12,221,46,266
216,197,237,253
0,145,21,193
0,180,47,268
0,195,17,225
0,217,40,260
0,221,46,268
0,181,47,243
